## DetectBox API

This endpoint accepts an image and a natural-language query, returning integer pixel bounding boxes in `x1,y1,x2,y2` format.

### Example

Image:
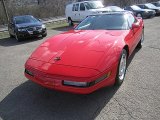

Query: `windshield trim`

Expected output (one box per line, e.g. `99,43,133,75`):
75,14,129,31
14,16,39,24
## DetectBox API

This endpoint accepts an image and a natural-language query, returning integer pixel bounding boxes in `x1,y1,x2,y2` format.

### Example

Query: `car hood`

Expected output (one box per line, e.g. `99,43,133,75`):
143,9,155,12
16,22,42,28
135,9,155,12
30,30,128,69
147,7,160,10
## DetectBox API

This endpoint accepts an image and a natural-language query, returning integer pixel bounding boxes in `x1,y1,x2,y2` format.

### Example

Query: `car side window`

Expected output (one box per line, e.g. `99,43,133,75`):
72,4,75,11
128,7,133,11
141,5,144,9
84,2,90,10
144,5,148,9
128,14,137,28
75,3,79,11
80,3,85,11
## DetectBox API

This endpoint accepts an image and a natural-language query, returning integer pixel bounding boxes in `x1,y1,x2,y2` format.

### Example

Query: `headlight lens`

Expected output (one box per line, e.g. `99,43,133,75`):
25,69,34,76
94,72,111,84
63,71,111,87
42,24,46,29
63,81,88,87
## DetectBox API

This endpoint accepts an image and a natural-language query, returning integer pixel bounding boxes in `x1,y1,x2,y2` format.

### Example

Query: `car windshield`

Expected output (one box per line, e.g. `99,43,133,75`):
131,5,142,10
152,2,160,7
108,6,123,11
75,14,128,30
15,16,39,24
84,1,104,9
145,3,157,8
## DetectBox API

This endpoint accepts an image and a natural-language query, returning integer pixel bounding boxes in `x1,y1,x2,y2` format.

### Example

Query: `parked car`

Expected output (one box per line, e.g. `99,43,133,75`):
124,5,156,18
151,1,160,7
105,6,124,12
8,15,47,42
25,11,144,94
65,0,111,26
137,3,160,15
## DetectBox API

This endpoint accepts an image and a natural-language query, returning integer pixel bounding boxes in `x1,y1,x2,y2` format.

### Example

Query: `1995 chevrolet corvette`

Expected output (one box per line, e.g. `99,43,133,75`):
25,12,144,94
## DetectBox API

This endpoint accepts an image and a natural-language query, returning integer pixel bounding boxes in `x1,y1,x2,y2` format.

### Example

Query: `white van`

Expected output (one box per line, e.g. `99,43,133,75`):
65,1,111,26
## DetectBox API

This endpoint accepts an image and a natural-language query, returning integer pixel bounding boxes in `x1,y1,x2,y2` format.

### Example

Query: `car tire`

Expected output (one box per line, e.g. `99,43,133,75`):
9,33,14,38
137,29,144,48
68,18,73,26
137,13,142,18
42,33,47,37
115,49,127,86
15,33,21,42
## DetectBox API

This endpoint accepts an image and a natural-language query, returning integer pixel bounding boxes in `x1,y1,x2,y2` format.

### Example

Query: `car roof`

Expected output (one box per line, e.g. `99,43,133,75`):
67,0,101,5
14,15,33,18
89,11,131,16
137,3,151,5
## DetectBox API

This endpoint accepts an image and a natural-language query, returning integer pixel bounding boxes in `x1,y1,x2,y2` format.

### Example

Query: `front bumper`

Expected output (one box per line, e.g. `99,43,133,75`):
143,12,156,18
24,64,117,94
16,28,46,38
155,10,160,15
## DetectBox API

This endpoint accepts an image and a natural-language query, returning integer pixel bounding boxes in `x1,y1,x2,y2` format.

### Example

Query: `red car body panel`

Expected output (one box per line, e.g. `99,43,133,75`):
25,16,144,94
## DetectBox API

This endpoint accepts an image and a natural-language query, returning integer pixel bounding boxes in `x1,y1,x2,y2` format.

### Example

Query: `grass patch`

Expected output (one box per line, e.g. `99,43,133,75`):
0,31,9,39
46,21,68,29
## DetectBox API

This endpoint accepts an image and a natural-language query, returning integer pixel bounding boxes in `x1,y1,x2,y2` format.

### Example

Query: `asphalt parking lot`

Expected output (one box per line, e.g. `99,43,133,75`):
0,17,160,120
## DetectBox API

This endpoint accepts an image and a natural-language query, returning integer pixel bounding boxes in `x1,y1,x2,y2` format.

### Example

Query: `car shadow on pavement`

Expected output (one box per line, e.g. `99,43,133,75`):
127,47,141,68
0,80,119,120
0,37,43,47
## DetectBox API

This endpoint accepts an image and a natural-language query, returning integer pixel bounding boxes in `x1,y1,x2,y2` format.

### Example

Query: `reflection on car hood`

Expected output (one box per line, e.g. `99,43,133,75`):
30,30,128,69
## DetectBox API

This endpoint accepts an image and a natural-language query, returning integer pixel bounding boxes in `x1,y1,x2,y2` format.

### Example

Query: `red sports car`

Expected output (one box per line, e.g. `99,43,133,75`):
25,12,144,94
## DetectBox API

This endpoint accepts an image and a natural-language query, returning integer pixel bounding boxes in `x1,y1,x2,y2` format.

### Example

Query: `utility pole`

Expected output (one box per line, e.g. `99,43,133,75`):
1,0,9,23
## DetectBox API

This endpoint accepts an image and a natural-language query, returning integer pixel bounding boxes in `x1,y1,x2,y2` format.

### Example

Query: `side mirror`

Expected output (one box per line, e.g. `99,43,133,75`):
132,22,140,29
38,19,42,22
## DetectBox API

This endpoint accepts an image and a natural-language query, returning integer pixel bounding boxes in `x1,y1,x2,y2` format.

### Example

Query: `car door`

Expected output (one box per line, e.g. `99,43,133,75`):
72,3,80,22
79,3,87,21
126,14,136,54
127,14,141,54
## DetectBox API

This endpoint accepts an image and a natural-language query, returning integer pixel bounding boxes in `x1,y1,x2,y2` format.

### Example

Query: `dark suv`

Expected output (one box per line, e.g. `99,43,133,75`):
8,15,47,42
151,1,160,7
137,3,160,15
124,5,156,18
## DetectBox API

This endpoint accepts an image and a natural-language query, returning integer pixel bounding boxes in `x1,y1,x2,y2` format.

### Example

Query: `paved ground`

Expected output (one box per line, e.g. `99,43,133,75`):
0,17,160,120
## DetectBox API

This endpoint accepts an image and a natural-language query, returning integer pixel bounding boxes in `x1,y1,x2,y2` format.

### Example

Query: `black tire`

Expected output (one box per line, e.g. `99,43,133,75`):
68,18,73,26
137,13,142,18
42,33,47,37
15,33,22,42
9,33,14,38
115,49,127,86
137,29,144,49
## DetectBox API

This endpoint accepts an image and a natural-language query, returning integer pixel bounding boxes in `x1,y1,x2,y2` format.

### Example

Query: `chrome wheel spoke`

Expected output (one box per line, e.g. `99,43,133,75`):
119,53,127,81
